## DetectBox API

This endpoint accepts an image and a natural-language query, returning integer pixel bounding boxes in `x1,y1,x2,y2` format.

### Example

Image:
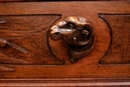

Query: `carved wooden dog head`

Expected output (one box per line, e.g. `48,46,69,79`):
50,16,93,47
49,16,94,62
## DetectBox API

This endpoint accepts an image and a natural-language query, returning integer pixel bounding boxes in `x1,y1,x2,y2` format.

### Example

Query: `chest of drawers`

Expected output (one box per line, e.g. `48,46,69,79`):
0,0,130,86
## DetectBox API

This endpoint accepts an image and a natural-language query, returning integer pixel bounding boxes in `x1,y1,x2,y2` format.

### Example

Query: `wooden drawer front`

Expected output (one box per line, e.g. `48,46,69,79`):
0,15,63,65
0,1,130,87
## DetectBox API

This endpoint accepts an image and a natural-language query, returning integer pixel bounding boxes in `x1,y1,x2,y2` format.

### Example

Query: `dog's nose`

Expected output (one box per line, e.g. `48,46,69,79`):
50,26,61,41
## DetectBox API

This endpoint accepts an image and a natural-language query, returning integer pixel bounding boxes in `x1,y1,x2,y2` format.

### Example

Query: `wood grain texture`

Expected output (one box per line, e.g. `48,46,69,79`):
0,0,128,2
0,15,64,75
0,1,129,87
99,14,130,64
0,15,63,65
1,78,130,87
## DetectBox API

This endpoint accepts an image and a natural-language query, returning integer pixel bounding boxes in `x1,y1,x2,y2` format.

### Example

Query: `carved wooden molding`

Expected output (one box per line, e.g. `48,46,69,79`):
1,78,130,86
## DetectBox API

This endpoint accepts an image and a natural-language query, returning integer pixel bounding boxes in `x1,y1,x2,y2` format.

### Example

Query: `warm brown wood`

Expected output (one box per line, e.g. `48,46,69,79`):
49,16,95,63
0,1,129,87
99,14,130,64
0,15,63,65
0,0,26,2
0,0,127,2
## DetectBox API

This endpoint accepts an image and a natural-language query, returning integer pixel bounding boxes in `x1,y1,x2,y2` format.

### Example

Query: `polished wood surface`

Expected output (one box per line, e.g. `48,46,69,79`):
49,16,95,63
0,1,129,87
99,14,130,64
0,0,127,2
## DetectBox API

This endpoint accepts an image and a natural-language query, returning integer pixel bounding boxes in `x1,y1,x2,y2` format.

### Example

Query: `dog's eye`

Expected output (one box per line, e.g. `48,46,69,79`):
67,23,75,29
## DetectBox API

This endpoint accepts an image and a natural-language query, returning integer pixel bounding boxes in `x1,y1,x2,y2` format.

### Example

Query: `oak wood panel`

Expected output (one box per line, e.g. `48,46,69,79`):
0,1,129,87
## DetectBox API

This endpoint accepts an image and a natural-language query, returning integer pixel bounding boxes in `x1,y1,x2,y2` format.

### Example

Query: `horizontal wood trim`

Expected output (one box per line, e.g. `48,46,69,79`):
0,0,26,2
1,78,130,86
0,0,127,2
1,82,130,87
